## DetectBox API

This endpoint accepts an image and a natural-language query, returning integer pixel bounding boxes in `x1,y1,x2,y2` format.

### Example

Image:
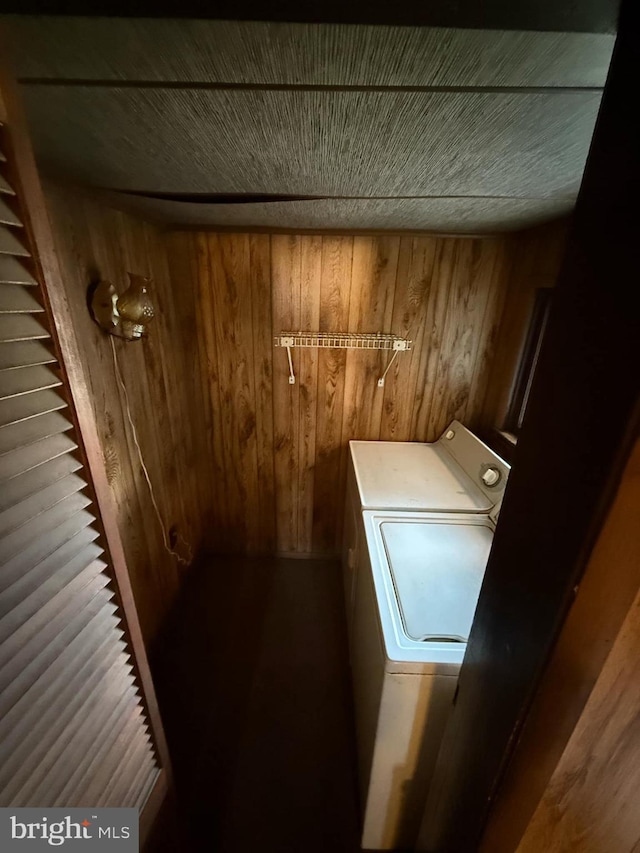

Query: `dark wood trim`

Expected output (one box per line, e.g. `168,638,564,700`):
480,428,517,466
418,2,640,849
0,41,174,837
0,0,619,33
139,768,169,848
503,287,552,434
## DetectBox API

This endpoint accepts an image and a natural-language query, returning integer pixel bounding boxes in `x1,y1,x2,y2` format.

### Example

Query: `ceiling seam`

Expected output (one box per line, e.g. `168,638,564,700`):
18,79,604,95
105,192,579,202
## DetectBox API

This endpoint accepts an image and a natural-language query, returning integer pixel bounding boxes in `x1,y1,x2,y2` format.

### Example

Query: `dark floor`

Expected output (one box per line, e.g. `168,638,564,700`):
150,556,362,852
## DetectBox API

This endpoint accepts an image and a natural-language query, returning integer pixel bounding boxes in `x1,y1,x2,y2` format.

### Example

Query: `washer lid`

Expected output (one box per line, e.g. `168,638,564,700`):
380,520,493,642
350,441,491,512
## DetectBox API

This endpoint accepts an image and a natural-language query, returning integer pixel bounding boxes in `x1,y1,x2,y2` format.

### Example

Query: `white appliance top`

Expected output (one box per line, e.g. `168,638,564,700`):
350,420,509,513
362,510,495,675
381,520,493,643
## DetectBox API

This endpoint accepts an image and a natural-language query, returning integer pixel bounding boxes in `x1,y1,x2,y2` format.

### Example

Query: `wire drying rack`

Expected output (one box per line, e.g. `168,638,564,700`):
274,332,413,386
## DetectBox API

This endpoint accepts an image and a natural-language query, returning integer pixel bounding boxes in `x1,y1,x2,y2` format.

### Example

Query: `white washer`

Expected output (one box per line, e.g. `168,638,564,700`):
342,423,508,850
342,421,508,631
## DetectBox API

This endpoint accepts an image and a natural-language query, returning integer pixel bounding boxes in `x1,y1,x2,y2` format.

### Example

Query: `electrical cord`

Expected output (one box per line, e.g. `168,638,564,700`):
110,335,193,567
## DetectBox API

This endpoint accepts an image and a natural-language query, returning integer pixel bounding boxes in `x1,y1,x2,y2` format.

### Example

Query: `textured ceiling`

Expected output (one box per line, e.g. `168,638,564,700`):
3,16,616,233
5,19,615,86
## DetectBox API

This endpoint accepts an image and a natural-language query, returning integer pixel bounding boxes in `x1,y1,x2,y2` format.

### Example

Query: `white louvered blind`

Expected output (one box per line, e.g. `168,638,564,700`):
0,123,159,808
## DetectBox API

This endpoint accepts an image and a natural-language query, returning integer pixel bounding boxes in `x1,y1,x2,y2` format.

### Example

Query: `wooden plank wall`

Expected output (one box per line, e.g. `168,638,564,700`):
44,184,214,647
167,231,513,557
43,191,567,627
512,442,640,853
480,440,640,853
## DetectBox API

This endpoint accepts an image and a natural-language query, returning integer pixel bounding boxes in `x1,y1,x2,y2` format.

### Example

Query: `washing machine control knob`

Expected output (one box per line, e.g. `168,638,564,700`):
482,467,501,487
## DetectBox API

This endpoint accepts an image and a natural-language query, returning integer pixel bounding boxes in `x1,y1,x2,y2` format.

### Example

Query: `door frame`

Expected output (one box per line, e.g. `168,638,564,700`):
418,2,640,849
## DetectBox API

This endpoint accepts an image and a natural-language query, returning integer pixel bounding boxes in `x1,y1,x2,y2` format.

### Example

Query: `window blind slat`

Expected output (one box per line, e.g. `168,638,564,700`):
0,285,43,314
0,256,36,286
0,226,29,256
0,314,49,343
0,432,77,484
0,550,106,644
0,365,61,401
0,451,81,512
0,174,15,196
100,729,153,808
0,585,116,719
1,651,133,802
0,563,109,677
72,704,145,808
0,525,99,597
0,472,87,538
0,410,72,458
0,639,127,786
0,387,66,429
0,340,55,370
0,198,21,228
0,490,91,565
53,694,142,808
0,508,96,586
0,615,125,752
24,672,140,808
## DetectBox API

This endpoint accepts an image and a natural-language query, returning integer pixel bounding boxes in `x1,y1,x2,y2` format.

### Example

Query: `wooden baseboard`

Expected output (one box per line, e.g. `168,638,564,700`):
276,550,340,561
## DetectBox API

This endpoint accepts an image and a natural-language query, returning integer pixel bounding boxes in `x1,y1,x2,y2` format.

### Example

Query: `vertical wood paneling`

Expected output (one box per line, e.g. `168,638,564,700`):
250,234,276,554
43,185,212,646
336,236,399,551
409,239,455,441
182,230,513,556
342,236,398,443
313,237,353,553
45,194,166,637
381,237,445,441
114,214,176,595
432,239,486,435
297,236,322,553
162,231,215,548
464,239,511,424
207,234,262,551
424,240,466,439
42,207,554,566
192,232,228,545
271,235,302,554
